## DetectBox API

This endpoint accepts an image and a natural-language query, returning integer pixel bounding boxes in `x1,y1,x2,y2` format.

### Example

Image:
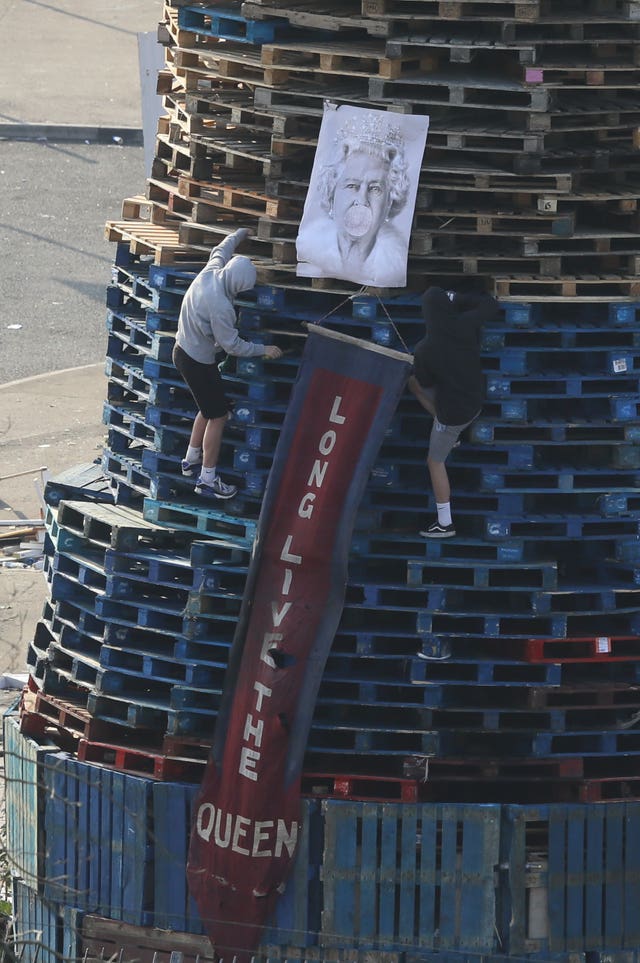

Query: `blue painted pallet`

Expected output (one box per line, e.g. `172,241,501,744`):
141,451,202,501
44,461,114,508
352,532,529,566
12,877,61,963
106,313,176,363
102,402,157,450
419,702,638,735
54,499,188,553
101,447,152,502
470,418,640,446
484,395,640,425
147,261,198,290
47,569,100,609
45,544,107,592
409,677,640,710
191,560,248,596
105,357,152,405
179,4,289,44
105,569,191,608
144,399,199,428
321,801,499,952
104,621,179,658
229,396,289,427
481,345,639,376
485,513,640,542
482,318,640,348
104,544,195,590
502,803,640,955
143,496,258,546
189,536,252,567
44,596,105,645
184,591,242,621
480,466,640,493
95,595,184,635
3,715,51,890
86,690,168,730
502,300,640,326
485,371,640,399
99,646,225,691
42,752,152,923
107,274,186,314
285,314,413,353
181,609,240,643
407,557,558,590
411,657,564,687
44,618,103,663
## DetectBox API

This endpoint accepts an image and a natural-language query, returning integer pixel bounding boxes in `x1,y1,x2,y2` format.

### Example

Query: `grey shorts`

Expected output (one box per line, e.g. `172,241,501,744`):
428,412,478,463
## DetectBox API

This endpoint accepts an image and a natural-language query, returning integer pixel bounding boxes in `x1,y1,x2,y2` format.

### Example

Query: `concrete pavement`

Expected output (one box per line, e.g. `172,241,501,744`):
0,0,165,672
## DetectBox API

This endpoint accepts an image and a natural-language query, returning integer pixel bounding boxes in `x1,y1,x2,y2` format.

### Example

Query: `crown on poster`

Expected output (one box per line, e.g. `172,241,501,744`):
336,112,405,153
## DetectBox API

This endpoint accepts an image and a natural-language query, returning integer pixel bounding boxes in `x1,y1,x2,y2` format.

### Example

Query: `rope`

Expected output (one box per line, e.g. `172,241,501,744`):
309,288,413,357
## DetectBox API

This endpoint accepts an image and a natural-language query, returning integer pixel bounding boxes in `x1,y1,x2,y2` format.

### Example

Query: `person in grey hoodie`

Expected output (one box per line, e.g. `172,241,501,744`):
172,228,282,500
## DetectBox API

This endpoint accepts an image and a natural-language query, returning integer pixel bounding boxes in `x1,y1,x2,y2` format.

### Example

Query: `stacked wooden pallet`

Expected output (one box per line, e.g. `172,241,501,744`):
105,0,640,300
9,4,640,960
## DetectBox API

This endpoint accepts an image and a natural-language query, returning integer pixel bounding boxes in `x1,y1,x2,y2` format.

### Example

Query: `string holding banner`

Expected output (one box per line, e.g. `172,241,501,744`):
187,325,412,961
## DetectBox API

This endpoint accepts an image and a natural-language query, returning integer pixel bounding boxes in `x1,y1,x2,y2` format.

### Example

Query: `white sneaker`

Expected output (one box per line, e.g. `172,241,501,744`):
195,476,238,500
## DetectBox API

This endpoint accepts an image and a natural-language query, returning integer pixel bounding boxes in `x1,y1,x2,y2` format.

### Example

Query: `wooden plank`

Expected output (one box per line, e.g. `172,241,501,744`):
459,806,500,948
398,804,418,941
565,809,585,951
43,752,71,903
584,806,605,948
12,878,61,963
325,802,358,942
358,804,379,941
80,914,215,963
4,715,49,889
623,803,640,945
604,804,625,949
379,802,398,941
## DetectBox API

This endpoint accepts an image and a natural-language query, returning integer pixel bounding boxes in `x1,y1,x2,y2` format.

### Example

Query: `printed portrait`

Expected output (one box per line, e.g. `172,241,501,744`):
296,103,429,288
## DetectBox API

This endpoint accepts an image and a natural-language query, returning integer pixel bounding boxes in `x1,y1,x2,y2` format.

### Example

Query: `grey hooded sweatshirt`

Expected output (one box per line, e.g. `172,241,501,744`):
175,229,266,364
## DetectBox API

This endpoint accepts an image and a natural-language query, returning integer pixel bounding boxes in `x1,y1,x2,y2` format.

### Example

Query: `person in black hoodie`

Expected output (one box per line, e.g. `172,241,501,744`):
409,286,500,537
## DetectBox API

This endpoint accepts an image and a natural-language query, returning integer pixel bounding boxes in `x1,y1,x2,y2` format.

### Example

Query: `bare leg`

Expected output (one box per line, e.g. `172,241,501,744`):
202,414,227,469
427,457,450,504
188,411,207,450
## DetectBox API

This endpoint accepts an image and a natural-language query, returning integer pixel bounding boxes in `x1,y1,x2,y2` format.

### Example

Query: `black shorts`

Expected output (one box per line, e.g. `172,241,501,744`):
172,343,229,419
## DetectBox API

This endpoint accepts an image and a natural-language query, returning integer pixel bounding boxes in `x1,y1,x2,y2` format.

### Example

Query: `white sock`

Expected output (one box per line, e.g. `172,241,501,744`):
185,445,202,464
436,501,452,526
199,466,217,484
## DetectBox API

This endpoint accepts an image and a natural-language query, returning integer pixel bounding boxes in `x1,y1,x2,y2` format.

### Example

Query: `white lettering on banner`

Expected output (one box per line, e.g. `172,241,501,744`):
237,394,348,785
196,804,299,857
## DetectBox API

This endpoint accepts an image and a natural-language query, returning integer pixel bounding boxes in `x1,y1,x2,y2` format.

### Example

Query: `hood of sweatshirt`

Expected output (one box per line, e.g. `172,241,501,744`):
421,286,477,346
223,255,257,297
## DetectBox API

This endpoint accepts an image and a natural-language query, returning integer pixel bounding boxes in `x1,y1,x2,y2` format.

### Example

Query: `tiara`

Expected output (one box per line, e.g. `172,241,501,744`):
336,112,404,152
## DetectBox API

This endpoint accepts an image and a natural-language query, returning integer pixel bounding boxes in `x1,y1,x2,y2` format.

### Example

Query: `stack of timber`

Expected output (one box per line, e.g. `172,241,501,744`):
106,0,640,300
7,3,640,960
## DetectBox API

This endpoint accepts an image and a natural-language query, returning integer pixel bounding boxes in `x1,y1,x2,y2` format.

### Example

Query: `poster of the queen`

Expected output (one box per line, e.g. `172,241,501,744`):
296,102,430,288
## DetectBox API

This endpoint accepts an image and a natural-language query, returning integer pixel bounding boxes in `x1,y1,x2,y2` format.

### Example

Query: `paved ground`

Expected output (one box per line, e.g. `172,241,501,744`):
0,0,164,676
0,0,163,128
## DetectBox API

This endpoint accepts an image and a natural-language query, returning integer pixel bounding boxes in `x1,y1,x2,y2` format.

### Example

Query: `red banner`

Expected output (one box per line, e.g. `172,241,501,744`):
187,326,411,959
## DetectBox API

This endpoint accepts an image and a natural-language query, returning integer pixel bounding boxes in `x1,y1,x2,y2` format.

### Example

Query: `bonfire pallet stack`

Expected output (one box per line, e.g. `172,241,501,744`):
5,0,640,961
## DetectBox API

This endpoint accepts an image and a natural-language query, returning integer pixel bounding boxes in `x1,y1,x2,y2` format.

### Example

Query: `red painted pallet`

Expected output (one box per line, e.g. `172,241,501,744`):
525,634,640,662
302,770,426,802
76,738,204,782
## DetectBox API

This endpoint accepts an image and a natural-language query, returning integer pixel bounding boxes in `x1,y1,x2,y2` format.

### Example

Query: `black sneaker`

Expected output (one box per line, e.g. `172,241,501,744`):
420,521,456,538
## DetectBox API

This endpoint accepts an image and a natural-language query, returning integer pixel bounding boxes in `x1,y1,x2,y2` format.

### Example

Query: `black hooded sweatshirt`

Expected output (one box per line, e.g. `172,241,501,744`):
413,286,499,426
